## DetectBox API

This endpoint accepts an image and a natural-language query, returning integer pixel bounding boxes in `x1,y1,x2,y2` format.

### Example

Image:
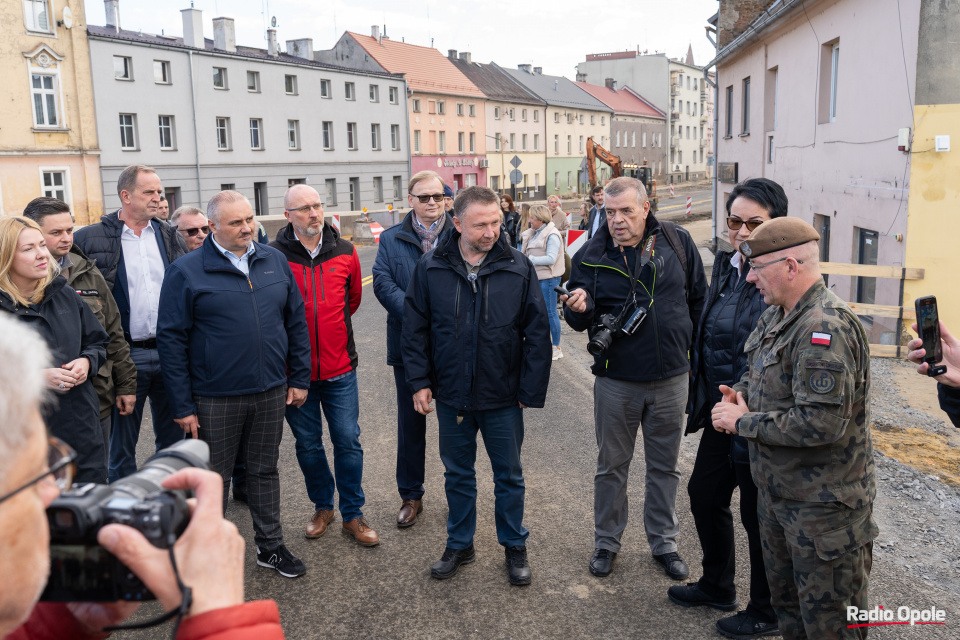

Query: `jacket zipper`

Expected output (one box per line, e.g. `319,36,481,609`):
248,277,265,387
308,263,320,380
454,280,461,339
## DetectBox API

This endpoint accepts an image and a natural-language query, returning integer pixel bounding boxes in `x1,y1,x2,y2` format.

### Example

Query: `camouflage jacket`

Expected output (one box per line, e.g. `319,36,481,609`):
733,279,876,508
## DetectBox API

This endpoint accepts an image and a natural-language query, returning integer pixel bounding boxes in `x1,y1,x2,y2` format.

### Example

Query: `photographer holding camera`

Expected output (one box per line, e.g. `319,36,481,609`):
0,315,284,640
562,177,706,580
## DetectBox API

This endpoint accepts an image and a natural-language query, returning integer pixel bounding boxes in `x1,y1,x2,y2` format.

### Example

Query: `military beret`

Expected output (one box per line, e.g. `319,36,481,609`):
738,217,820,259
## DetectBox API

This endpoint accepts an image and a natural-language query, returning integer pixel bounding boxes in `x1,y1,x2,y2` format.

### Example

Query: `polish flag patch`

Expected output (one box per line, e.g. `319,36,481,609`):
811,332,832,347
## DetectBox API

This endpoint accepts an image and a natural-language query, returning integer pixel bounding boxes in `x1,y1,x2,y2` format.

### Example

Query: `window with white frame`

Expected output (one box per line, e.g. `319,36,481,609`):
522,109,527,121
369,84,379,102
119,114,138,149
389,86,399,104
829,44,839,122
30,74,59,127
393,176,402,200
285,75,298,95
371,123,381,150
158,115,175,149
567,135,571,154
247,71,260,92
154,61,171,84
494,106,500,120
23,0,52,32
322,121,333,149
510,133,515,150
509,108,515,121
216,117,230,150
325,178,337,206
469,133,475,152
554,172,559,190
494,134,501,151
591,115,596,125
320,79,331,98
458,132,465,153
522,134,527,151
391,124,400,151
457,103,464,116
437,101,446,115
601,116,605,125
249,119,263,149
114,56,133,80
414,130,421,153
438,131,446,153
412,98,421,113
40,170,67,202
632,131,636,147
579,136,584,153
373,177,383,202
567,171,572,189
554,135,558,154
344,82,355,100
554,112,559,123
347,122,358,149
642,131,647,147
533,134,539,151
288,120,300,149
468,104,476,117
533,110,539,122
212,67,227,89
616,131,621,147
741,77,751,134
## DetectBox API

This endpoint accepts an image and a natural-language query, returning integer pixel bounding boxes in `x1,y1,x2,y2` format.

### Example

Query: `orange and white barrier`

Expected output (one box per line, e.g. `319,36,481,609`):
566,229,586,258
331,215,341,233
686,197,692,215
669,183,675,197
370,222,384,244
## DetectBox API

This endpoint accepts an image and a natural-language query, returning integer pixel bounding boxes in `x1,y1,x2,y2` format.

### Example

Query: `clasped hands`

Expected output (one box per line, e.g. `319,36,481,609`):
710,385,749,434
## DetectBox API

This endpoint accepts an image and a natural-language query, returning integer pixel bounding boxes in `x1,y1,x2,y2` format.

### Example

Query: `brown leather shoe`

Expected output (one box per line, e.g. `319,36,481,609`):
342,517,380,547
397,499,423,528
305,509,335,539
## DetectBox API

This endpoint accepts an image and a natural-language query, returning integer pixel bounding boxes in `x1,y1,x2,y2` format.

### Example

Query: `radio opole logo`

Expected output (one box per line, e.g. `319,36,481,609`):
847,605,947,628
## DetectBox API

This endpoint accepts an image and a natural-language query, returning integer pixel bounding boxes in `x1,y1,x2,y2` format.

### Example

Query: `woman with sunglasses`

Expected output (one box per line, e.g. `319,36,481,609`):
0,217,110,484
668,178,787,639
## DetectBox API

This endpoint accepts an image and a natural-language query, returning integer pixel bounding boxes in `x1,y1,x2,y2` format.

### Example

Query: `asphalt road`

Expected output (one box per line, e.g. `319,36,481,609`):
119,230,958,640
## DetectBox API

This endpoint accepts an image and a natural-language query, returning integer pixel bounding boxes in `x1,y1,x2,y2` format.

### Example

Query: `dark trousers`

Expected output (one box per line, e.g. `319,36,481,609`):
196,385,286,549
394,366,427,501
688,425,774,621
436,401,528,549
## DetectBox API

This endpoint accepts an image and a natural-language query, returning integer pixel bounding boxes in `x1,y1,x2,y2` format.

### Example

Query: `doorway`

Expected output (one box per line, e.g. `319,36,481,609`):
856,228,878,305
253,182,268,216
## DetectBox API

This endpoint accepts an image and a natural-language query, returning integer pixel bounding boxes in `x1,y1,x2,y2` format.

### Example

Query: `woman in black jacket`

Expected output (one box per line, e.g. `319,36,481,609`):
669,179,787,639
500,194,521,249
0,217,109,483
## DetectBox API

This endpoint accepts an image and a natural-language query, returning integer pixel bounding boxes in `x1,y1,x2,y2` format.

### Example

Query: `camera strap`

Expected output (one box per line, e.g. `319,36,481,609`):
620,233,656,301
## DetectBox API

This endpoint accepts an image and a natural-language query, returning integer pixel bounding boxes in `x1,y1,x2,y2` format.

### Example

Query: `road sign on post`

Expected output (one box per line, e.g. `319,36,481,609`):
510,155,522,169
510,169,523,185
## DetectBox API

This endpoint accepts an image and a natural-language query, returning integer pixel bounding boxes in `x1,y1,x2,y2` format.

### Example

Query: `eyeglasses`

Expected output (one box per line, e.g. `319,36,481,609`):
727,217,765,232
180,225,209,237
748,256,803,271
0,437,76,504
285,203,324,214
411,193,444,203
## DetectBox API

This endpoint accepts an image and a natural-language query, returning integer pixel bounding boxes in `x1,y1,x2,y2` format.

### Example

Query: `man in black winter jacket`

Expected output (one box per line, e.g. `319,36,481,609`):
562,177,707,581
402,185,551,586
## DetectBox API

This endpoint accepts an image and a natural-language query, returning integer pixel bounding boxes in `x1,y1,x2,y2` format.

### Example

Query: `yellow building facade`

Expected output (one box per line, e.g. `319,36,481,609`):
0,0,102,225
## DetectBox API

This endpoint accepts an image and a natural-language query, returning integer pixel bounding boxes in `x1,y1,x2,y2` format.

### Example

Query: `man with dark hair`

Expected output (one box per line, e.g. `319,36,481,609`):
24,197,137,455
156,195,169,221
373,170,454,528
563,177,707,581
158,190,311,578
74,165,188,482
402,185,551,585
580,186,606,238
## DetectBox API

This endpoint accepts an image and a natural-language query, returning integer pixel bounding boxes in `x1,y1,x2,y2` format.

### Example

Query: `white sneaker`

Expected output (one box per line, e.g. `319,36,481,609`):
552,346,563,361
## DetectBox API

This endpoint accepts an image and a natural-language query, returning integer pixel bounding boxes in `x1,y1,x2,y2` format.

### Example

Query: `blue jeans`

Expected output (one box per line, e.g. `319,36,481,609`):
437,401,528,549
540,276,562,347
285,371,365,521
109,347,183,482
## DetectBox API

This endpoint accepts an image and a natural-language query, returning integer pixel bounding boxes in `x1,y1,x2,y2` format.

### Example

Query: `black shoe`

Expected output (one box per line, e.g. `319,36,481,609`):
667,582,739,611
589,548,617,577
256,544,306,578
430,545,476,580
653,551,689,580
504,546,532,586
716,611,780,639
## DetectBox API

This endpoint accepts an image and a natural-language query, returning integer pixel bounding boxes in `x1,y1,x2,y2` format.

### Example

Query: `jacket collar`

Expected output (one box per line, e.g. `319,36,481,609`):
398,211,454,248
199,234,263,273
433,228,514,273
768,278,828,336
581,212,661,265
274,221,340,261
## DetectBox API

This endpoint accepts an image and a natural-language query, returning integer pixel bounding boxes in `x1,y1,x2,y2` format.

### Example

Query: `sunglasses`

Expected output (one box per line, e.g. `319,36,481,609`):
180,225,209,237
0,437,76,504
411,193,444,203
726,217,765,232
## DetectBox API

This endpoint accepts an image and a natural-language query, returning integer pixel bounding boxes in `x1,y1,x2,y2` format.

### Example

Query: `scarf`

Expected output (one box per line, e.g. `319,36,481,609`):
413,213,446,253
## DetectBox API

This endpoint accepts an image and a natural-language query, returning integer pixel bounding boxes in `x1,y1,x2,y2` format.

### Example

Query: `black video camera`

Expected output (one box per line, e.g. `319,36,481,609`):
40,439,210,602
587,302,647,357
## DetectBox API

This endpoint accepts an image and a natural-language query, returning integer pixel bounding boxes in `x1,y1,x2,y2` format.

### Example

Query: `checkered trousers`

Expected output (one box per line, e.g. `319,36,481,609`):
196,384,286,549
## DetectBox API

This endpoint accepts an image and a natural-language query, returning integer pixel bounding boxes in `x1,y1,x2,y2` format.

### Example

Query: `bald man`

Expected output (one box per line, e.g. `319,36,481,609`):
270,184,377,547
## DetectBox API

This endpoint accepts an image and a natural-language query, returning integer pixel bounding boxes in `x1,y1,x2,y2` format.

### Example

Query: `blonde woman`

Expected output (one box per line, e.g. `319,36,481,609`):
515,203,532,250
521,205,565,360
0,217,109,482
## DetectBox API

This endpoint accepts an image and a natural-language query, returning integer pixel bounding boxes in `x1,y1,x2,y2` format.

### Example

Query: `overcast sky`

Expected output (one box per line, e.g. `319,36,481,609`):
84,0,720,77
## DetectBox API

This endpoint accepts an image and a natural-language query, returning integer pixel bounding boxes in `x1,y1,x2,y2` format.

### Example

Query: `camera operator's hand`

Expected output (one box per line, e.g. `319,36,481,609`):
907,321,960,387
561,288,589,314
175,414,200,438
97,468,245,618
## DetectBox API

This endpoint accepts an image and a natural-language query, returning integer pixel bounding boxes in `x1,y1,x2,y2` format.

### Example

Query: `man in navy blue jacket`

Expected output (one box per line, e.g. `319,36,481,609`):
157,190,311,579
372,170,453,529
402,185,551,586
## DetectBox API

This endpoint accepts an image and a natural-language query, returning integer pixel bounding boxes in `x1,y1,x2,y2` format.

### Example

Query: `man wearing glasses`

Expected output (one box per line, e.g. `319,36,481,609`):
373,171,454,529
271,184,377,547
711,217,877,640
170,206,210,252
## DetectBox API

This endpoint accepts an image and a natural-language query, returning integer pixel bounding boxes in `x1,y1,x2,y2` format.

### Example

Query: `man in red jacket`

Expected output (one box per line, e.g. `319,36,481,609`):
271,184,378,547
0,315,284,640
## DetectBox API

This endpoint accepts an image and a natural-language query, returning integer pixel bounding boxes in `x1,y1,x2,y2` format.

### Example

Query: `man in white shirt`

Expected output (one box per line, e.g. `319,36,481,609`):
74,164,188,482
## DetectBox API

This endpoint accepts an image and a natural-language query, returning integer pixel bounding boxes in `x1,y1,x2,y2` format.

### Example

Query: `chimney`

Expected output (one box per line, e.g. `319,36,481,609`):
371,25,380,39
604,78,618,91
286,38,314,60
518,63,532,73
212,17,236,53
181,7,203,48
267,28,278,57
459,52,472,64
448,49,458,61
533,66,542,74
576,71,587,82
104,0,119,31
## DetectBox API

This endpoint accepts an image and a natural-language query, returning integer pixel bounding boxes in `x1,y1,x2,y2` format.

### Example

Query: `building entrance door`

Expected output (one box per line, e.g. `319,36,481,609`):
856,228,879,305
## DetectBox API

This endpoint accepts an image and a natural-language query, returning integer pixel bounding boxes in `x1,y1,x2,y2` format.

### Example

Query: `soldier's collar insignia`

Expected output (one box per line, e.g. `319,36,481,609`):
811,332,831,347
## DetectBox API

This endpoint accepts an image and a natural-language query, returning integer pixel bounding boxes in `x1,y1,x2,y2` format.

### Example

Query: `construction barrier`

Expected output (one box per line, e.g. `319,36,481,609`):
331,214,340,233
566,229,586,257
686,197,692,215
669,183,675,197
370,222,384,244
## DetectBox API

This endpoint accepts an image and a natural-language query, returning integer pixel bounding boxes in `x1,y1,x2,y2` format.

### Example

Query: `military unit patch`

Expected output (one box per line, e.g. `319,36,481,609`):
811,332,831,347
809,369,837,394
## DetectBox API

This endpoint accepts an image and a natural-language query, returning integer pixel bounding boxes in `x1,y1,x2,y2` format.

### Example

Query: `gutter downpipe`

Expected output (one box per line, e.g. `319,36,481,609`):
188,50,202,206
704,26,719,253
403,77,412,227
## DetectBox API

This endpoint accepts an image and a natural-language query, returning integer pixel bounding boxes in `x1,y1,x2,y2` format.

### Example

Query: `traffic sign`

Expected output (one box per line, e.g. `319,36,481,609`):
510,169,523,185
510,155,522,169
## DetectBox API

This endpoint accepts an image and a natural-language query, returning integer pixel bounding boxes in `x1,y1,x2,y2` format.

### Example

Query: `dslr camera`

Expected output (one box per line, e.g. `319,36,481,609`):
587,300,647,357
40,439,210,602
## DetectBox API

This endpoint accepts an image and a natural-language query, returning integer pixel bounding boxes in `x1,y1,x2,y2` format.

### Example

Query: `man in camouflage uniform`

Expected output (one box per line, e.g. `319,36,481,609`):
711,217,877,640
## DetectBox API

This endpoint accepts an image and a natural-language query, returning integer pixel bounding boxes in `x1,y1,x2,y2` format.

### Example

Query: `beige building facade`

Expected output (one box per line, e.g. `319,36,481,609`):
0,0,102,224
